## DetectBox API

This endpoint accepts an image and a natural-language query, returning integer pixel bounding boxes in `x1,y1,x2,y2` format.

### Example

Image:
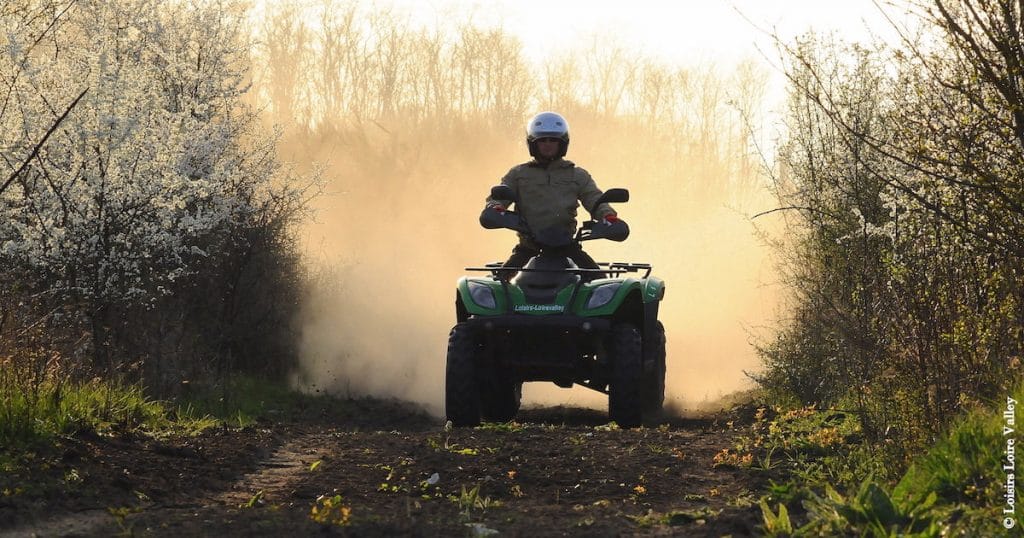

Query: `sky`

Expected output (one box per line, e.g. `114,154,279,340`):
380,0,911,66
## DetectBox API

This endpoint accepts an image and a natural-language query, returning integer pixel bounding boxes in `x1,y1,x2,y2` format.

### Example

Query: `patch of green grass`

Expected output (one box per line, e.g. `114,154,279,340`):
0,370,353,513
0,374,216,505
176,375,324,426
886,385,1024,536
0,377,207,448
755,381,1024,536
0,372,328,467
894,404,1005,505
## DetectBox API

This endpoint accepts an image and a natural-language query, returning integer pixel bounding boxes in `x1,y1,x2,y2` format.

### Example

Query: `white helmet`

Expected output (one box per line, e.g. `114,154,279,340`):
526,111,569,158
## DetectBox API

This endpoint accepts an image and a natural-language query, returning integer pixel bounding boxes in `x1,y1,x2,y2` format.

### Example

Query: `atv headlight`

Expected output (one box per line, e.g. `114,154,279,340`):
468,281,497,309
586,283,622,309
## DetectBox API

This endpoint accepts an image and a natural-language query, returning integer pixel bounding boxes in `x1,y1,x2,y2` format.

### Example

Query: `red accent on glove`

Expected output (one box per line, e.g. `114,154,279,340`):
492,205,506,213
603,213,620,223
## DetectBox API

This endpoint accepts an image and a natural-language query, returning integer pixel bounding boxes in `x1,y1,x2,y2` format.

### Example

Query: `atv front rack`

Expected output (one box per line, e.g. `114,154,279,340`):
465,262,652,278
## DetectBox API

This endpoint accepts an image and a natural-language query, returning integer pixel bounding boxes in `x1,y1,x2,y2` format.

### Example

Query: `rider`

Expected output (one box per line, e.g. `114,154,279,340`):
486,111,620,279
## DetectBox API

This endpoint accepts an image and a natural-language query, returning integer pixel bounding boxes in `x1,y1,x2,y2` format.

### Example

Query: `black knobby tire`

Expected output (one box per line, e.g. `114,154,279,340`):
445,323,481,427
479,370,522,423
642,321,666,416
608,323,644,428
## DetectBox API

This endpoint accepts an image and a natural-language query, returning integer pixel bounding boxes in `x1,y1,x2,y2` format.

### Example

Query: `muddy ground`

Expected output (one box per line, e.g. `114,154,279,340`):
0,399,766,537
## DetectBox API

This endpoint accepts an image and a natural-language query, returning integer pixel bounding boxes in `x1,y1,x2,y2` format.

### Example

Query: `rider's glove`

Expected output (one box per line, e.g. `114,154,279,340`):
603,213,620,225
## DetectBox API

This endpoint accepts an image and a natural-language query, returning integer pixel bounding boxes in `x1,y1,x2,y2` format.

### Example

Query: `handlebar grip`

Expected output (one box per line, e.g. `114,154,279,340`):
585,219,629,242
479,207,526,231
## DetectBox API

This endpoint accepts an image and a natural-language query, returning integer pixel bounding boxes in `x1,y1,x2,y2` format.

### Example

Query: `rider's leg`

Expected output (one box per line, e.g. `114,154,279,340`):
500,243,539,281
567,245,605,282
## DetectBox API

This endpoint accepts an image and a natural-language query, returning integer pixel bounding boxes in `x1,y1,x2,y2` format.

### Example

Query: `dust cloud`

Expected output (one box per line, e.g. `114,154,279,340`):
290,131,780,417
255,4,783,417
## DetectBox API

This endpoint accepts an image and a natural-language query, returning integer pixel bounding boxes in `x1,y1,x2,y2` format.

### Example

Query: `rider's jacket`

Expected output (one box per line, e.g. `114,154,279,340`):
486,158,615,243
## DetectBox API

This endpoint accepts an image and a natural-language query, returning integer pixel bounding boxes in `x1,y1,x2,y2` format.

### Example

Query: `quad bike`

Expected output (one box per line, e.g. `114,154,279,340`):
445,185,666,428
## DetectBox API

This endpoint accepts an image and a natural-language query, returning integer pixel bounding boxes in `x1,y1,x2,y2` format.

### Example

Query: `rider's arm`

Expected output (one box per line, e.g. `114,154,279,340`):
486,168,518,210
576,168,615,220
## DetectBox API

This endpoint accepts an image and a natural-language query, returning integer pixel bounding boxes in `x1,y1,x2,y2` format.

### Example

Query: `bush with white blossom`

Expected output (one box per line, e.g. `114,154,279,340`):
0,0,312,378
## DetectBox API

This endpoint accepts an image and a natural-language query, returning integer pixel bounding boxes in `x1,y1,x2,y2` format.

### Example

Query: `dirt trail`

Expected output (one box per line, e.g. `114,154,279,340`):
0,401,765,537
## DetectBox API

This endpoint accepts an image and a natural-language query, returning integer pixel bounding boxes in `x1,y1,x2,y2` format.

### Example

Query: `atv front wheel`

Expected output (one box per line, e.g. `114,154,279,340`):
642,320,666,416
609,323,644,428
445,323,481,427
479,371,522,423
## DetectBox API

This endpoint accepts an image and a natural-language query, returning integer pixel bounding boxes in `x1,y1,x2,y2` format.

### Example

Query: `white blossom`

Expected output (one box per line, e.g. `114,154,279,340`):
0,0,289,307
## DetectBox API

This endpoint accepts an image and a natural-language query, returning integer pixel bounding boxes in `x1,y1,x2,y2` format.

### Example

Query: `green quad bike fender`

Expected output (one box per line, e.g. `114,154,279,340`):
445,186,667,428
456,274,665,330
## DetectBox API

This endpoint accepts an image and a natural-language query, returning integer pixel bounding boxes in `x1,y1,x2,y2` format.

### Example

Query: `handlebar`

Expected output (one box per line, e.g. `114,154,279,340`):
479,206,528,233
576,219,629,242
480,206,629,244
480,183,631,244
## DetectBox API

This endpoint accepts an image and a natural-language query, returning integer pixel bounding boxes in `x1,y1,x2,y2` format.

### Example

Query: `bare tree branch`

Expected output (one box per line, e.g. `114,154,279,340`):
0,0,79,119
1,87,88,197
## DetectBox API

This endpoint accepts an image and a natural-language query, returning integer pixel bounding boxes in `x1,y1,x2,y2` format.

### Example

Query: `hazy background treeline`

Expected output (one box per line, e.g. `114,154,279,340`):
760,0,1024,461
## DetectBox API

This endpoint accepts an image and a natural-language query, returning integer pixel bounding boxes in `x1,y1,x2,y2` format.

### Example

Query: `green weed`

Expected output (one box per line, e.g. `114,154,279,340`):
449,483,501,519
378,482,408,494
309,494,351,526
107,506,140,536
759,500,794,536
425,433,490,456
476,421,525,433
240,490,265,509
799,477,943,536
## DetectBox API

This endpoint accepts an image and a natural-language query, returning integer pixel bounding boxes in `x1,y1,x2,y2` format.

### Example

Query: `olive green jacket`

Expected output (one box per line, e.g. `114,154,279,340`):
486,158,615,242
